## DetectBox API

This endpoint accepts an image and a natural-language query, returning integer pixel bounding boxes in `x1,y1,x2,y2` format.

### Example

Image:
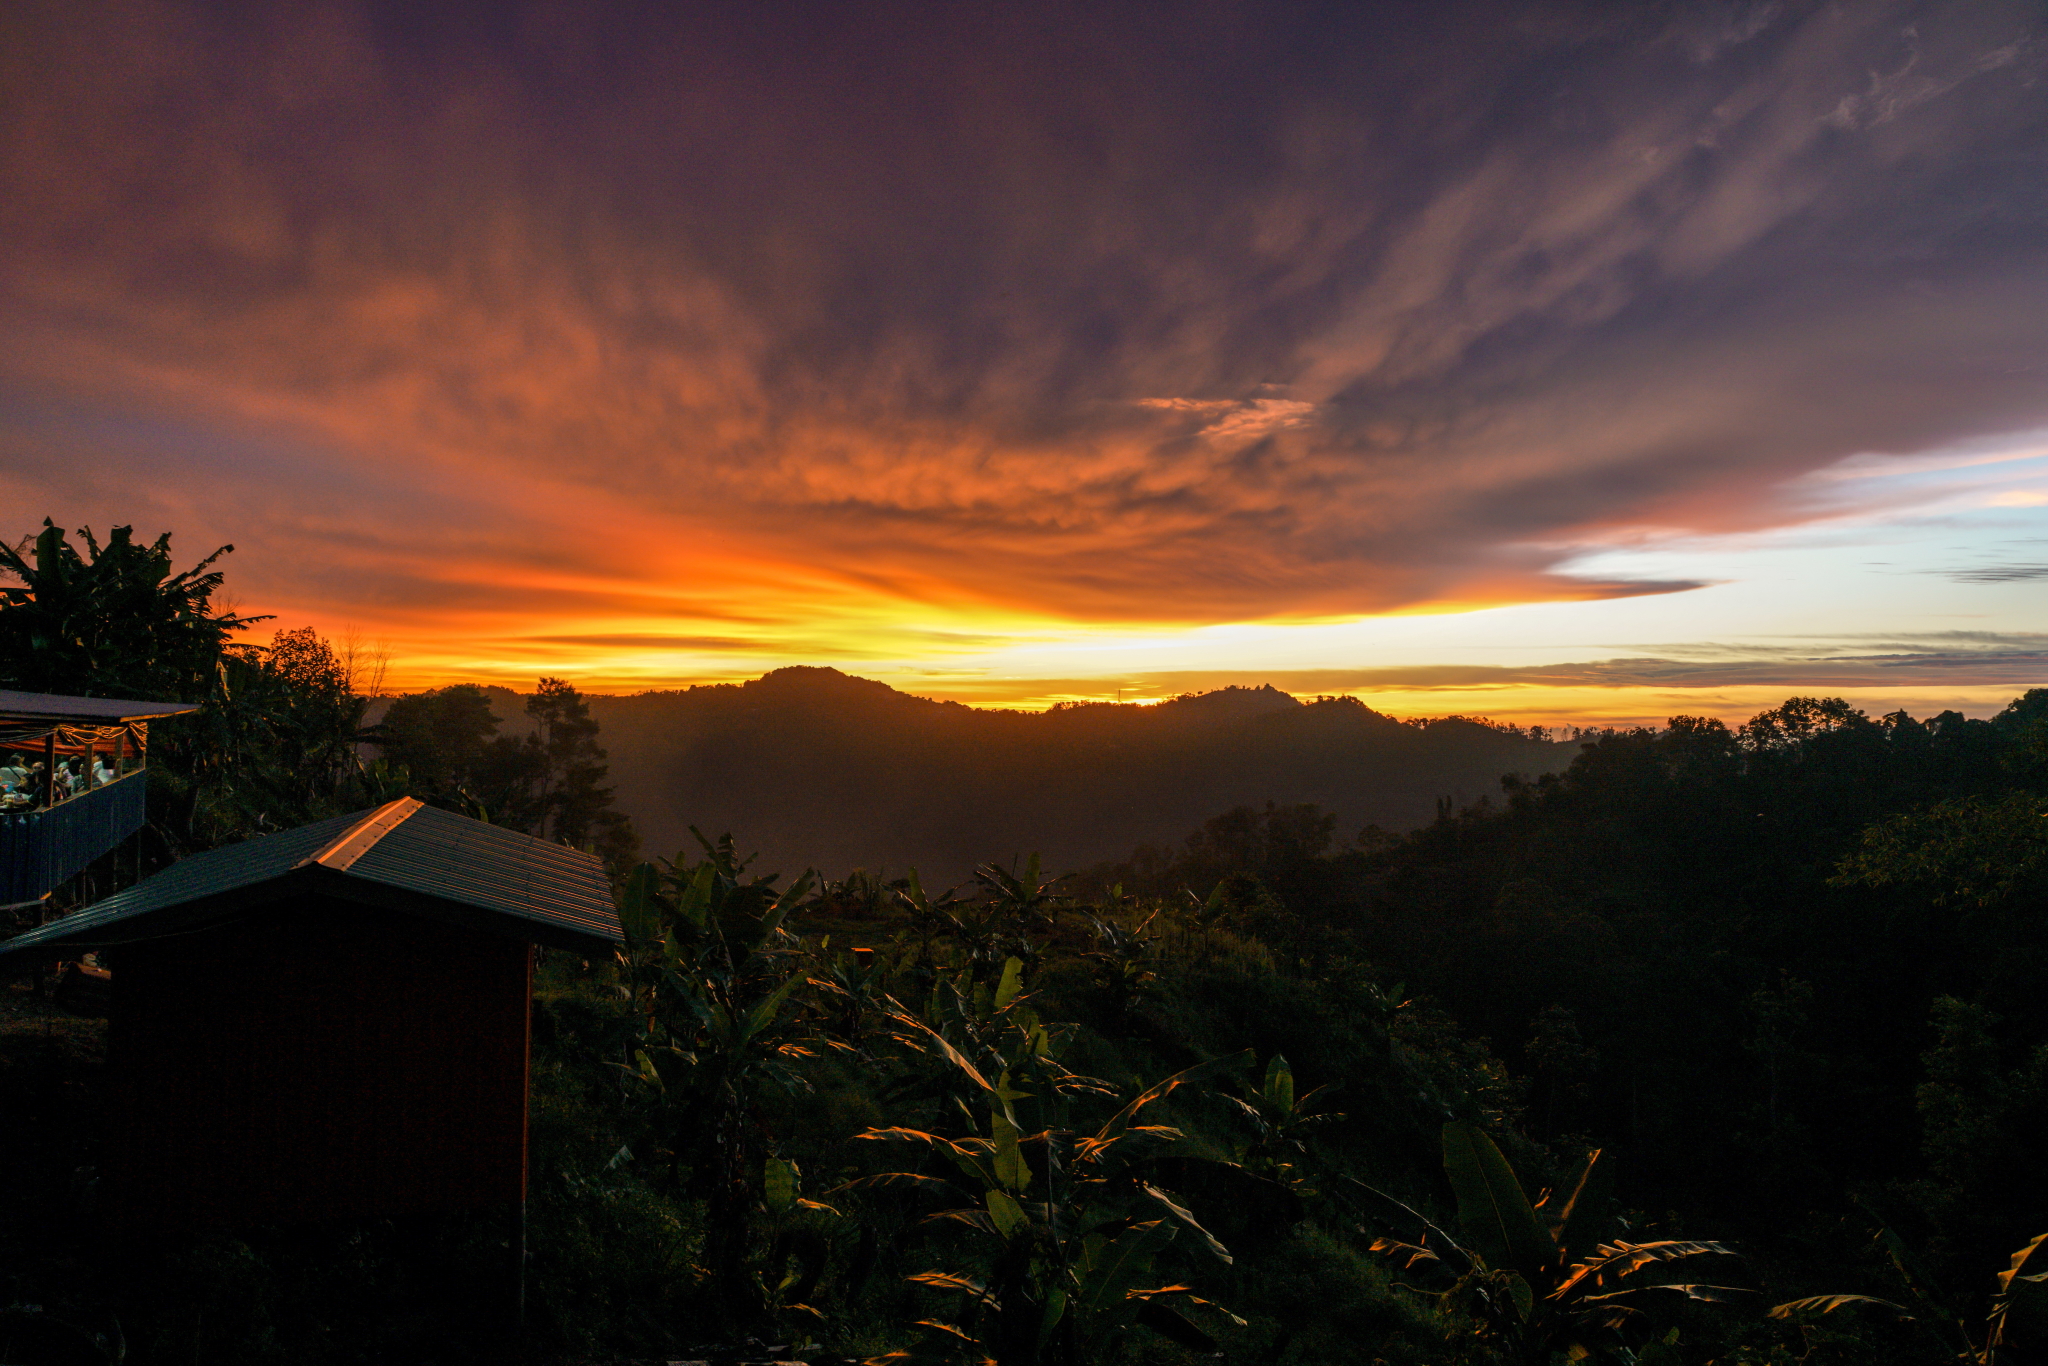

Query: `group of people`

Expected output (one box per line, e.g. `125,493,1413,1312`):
0,752,119,809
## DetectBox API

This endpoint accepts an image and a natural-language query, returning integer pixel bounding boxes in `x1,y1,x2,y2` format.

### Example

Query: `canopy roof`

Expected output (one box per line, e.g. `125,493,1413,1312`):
0,798,623,963
0,691,199,724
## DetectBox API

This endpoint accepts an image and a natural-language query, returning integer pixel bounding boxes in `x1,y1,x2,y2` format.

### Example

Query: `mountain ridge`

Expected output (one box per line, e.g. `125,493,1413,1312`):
505,667,1577,884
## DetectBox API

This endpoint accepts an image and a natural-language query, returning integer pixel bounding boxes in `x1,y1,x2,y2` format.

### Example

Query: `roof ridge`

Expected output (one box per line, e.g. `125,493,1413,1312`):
296,798,424,874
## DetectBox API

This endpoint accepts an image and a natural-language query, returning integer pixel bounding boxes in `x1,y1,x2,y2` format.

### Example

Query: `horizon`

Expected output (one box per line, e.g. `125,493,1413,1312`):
6,1,2046,727
367,663,2040,736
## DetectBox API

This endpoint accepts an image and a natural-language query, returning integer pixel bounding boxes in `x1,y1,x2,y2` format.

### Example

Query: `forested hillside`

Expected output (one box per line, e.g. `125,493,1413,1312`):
6,522,2048,1365
517,667,1572,883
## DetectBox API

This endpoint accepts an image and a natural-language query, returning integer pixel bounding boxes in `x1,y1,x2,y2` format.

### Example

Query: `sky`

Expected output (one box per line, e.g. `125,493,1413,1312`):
3,0,2046,723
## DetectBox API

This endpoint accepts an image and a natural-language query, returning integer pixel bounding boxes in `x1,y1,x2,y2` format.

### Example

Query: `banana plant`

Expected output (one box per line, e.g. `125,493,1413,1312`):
754,1155,845,1326
1771,1227,2048,1364
964,854,1067,975
1079,910,1160,1022
804,938,896,1057
1365,1121,1745,1364
808,866,900,920
834,957,1251,1365
613,830,820,1330
895,868,970,972
972,853,1065,924
1986,1233,2048,1361
1219,1054,1343,1195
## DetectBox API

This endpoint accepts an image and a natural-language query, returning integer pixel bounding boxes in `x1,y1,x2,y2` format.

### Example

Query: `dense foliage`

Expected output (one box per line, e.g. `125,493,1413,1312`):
0,521,381,859
574,669,1573,884
0,522,637,895
517,688,2048,1365
372,678,639,869
5,521,2048,1364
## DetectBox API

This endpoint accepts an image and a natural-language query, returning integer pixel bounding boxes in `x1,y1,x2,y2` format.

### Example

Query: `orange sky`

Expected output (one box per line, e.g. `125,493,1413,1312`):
3,0,2046,727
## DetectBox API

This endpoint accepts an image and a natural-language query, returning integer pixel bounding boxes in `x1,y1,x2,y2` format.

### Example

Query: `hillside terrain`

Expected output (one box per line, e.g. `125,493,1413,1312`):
484,668,1573,881
9,521,2048,1364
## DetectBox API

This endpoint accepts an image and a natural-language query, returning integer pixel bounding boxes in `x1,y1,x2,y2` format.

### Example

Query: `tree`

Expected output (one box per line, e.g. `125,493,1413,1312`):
240,627,375,816
372,682,546,829
172,626,382,841
526,677,621,847
373,684,518,797
373,678,638,870
0,519,262,700
0,521,390,851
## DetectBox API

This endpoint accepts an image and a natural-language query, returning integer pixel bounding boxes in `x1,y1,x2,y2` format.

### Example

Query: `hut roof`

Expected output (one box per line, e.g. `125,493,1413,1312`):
0,690,200,724
0,798,623,962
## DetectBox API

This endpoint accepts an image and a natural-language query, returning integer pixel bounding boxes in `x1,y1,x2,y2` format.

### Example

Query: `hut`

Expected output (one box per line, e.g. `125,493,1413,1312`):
0,689,199,908
0,797,622,1236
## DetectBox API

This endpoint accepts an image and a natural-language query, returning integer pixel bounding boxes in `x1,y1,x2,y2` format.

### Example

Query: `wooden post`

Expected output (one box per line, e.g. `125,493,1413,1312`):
41,733,55,808
112,728,134,890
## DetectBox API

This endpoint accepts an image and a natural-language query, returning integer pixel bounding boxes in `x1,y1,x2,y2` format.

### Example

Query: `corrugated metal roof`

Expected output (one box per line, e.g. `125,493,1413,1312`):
0,690,201,722
0,799,622,964
345,803,623,946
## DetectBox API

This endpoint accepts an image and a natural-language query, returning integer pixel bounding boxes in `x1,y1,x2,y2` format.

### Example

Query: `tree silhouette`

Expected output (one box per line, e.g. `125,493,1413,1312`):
0,519,262,700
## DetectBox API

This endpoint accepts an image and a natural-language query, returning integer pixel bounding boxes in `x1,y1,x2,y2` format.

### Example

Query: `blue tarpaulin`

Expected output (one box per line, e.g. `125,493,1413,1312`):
0,771,148,904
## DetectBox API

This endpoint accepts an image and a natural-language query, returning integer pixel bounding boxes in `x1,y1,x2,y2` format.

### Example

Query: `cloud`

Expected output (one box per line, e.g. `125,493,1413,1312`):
1157,642,2048,694
943,633,2048,712
1946,564,2048,583
2,0,2046,666
1136,396,1316,441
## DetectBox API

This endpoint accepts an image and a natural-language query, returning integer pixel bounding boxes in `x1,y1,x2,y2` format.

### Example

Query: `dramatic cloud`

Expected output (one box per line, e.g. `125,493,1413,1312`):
3,0,2046,683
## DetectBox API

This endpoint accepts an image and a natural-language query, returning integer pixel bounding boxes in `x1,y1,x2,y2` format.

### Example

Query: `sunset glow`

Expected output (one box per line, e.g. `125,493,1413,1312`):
5,1,2045,724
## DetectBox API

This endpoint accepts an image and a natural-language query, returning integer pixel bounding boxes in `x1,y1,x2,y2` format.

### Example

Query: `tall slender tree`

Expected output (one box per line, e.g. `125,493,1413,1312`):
527,677,638,869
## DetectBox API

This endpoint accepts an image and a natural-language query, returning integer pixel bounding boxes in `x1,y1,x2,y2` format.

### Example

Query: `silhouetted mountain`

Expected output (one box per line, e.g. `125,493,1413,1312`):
535,668,1574,885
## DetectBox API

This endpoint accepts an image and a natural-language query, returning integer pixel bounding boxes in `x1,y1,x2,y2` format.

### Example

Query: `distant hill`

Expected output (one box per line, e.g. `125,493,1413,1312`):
478,667,1574,885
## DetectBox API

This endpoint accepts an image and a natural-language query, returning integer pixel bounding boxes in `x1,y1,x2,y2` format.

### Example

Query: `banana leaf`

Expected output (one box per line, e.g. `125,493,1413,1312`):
994,956,1026,1010
1094,1051,1252,1146
617,861,664,944
923,1209,999,1235
986,1188,1027,1237
1551,1240,1738,1298
739,970,808,1044
1990,1232,2048,1352
1262,1054,1295,1113
1134,1302,1217,1352
828,1171,966,1199
1768,1293,1913,1319
1442,1121,1553,1279
1535,1147,1604,1260
764,1157,798,1215
992,1110,1030,1192
885,1005,999,1096
1075,1220,1177,1333
1140,1183,1232,1264
1346,1177,1473,1277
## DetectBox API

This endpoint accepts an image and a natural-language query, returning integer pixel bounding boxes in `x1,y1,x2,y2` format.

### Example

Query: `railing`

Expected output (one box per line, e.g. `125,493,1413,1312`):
0,770,148,904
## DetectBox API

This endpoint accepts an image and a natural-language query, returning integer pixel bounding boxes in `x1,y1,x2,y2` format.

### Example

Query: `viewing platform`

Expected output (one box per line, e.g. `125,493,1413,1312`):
0,689,199,907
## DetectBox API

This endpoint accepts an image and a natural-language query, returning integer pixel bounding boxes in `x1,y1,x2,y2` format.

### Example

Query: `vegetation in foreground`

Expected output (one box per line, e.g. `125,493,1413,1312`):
3,520,2048,1364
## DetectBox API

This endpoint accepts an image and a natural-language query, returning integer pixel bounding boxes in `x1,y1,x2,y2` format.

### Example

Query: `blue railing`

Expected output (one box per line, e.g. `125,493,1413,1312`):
0,771,148,904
